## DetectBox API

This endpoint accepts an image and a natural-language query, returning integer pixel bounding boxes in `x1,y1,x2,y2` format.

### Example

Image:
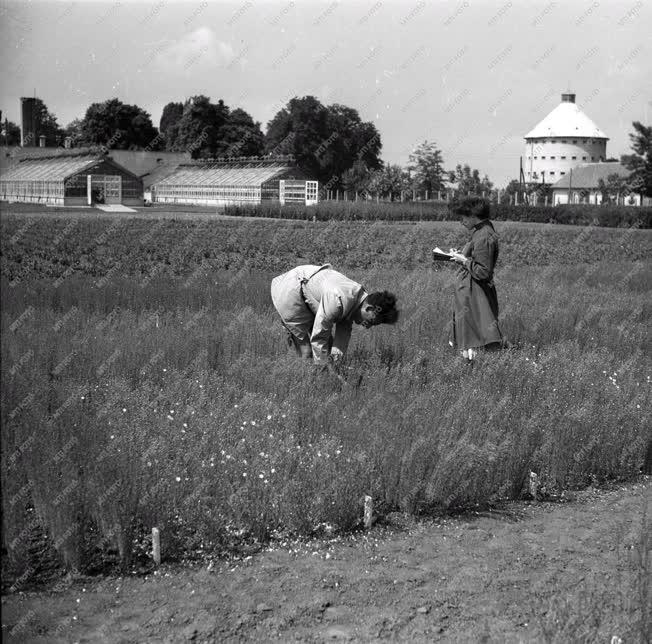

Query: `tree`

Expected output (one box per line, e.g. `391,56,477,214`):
63,118,84,147
80,98,159,150
160,102,184,150
169,95,230,158
407,141,447,196
598,173,632,204
264,96,382,187
1,118,21,146
367,164,408,201
621,121,652,198
341,160,374,197
217,108,265,157
448,164,493,196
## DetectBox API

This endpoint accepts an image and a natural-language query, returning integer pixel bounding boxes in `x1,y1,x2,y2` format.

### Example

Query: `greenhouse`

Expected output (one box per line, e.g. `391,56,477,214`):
151,156,318,207
0,152,143,206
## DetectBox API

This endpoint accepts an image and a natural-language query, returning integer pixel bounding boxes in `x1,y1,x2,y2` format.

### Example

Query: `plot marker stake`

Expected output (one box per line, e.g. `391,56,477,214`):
152,527,161,565
364,495,373,529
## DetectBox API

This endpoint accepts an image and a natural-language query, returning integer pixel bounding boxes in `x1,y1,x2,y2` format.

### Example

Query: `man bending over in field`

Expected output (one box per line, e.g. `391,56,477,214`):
271,264,399,366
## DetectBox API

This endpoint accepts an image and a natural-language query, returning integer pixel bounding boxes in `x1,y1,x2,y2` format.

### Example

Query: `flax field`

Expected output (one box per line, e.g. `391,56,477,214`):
1,213,650,578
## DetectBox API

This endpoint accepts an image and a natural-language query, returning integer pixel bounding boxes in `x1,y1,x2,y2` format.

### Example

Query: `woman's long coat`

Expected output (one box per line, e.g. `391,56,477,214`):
450,220,503,350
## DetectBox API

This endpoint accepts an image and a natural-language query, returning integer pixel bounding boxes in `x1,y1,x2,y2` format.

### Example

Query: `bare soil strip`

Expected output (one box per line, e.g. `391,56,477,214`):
2,478,650,643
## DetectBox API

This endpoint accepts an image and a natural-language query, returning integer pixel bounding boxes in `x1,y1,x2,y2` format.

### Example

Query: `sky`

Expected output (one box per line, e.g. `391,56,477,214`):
0,0,650,187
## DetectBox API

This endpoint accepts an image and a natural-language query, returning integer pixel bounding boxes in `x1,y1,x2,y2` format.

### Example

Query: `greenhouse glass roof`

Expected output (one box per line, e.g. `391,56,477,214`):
155,164,296,187
0,155,100,182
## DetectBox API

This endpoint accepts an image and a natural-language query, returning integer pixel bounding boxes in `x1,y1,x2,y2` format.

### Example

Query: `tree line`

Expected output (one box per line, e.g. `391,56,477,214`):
1,98,650,198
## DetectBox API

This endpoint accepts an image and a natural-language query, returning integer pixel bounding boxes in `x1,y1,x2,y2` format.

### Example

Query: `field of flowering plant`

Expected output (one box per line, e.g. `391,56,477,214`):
1,213,650,578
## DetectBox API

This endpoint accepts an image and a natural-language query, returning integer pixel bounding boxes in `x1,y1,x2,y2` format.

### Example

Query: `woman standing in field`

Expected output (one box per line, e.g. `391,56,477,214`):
270,264,399,366
447,197,504,361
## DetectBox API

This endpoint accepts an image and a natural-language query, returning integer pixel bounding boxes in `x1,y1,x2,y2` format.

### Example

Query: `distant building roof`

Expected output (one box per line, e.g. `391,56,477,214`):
551,162,630,189
525,93,608,140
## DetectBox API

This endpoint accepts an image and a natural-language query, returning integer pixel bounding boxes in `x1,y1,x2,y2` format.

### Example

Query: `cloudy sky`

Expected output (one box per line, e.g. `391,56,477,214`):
1,0,650,186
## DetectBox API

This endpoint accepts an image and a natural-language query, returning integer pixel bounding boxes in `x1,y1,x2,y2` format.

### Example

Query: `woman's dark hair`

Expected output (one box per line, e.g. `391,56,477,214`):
367,291,399,325
448,196,490,220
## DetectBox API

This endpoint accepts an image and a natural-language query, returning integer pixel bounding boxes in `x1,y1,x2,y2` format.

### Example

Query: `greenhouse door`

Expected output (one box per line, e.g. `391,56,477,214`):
279,180,319,205
87,174,122,205
305,181,318,205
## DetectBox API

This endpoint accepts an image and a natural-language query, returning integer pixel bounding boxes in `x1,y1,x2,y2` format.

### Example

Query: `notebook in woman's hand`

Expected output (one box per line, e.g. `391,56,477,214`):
432,247,456,261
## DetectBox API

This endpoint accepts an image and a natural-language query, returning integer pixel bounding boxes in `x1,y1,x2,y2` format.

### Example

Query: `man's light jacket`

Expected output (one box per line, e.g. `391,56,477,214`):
270,264,368,364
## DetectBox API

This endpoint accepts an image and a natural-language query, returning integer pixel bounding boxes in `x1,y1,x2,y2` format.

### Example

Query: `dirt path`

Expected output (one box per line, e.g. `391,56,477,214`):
2,479,650,643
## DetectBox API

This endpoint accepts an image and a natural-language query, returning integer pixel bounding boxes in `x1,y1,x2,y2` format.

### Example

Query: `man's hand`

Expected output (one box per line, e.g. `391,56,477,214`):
330,347,344,363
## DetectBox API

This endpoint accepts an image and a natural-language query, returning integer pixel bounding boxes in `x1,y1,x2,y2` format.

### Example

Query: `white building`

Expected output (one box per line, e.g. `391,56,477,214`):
551,162,641,206
524,93,608,184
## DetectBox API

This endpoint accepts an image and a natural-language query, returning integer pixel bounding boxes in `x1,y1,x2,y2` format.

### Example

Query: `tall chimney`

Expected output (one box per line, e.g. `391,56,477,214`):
561,93,576,103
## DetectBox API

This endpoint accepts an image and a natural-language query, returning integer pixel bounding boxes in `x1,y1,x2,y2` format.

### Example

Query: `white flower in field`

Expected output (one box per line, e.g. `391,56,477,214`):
81,396,85,400
122,408,126,412
242,472,247,477
163,368,167,372
251,420,256,426
175,476,181,482
147,462,152,467
234,404,238,408
243,459,247,464
259,474,264,479
282,414,286,418
183,423,188,428
167,415,174,421
271,468,276,474
267,415,272,420
110,435,115,439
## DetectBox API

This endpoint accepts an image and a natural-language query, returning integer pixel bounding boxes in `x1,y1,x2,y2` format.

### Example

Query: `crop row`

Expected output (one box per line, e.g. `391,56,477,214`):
2,216,651,286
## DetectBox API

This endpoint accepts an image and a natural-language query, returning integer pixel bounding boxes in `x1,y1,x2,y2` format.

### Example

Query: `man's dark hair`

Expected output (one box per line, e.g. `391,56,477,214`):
448,196,491,220
367,291,399,324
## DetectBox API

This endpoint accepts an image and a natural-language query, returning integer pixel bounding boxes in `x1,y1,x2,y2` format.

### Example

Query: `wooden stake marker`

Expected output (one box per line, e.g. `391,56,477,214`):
152,527,161,565
364,495,373,529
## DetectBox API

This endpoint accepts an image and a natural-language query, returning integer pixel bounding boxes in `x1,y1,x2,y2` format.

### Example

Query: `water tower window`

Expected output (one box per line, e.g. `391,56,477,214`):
572,140,577,144
561,140,567,144
591,156,595,161
582,156,587,161
541,156,546,159
550,156,556,160
549,171,555,176
561,156,566,160
560,172,566,175
572,156,577,160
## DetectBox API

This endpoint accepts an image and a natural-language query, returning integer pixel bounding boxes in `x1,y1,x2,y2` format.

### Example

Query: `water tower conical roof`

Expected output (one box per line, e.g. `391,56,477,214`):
525,94,608,139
